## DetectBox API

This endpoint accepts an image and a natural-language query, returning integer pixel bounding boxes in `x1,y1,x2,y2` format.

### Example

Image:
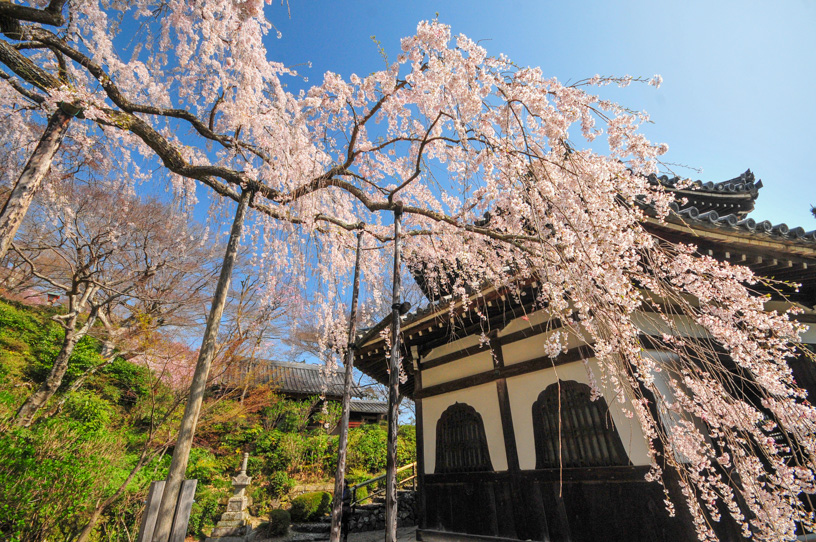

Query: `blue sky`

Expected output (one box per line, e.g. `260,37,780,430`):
262,0,816,229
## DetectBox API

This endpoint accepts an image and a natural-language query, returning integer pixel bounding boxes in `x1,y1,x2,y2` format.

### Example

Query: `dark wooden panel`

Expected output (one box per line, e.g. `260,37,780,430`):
435,403,493,474
420,469,739,542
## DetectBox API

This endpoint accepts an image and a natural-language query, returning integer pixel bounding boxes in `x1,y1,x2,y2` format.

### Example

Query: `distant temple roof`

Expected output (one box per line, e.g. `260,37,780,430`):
649,170,816,244
349,399,389,414
256,360,366,398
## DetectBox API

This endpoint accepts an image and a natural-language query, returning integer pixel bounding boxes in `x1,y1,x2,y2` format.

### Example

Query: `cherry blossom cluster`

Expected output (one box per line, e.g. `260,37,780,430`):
1,7,814,538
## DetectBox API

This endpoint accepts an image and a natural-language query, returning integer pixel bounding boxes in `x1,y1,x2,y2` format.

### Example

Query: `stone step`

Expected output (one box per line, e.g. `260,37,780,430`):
287,533,329,542
291,522,331,533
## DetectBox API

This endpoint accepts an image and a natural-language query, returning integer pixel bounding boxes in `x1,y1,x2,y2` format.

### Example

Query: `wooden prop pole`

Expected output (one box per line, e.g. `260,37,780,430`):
151,188,252,542
330,230,365,542
385,207,402,542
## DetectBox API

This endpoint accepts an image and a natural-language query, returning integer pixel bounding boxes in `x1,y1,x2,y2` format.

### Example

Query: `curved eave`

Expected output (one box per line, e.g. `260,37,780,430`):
644,216,816,307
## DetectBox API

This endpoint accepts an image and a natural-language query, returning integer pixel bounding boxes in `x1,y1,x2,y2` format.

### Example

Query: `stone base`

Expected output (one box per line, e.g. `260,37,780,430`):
210,523,248,537
227,496,249,512
219,511,248,522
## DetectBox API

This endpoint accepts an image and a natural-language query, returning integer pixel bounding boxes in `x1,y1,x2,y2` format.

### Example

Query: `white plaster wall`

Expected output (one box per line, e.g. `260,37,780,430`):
632,313,710,339
505,359,651,469
501,329,585,366
423,333,485,363
498,309,551,337
421,351,494,387
800,324,816,344
421,383,508,474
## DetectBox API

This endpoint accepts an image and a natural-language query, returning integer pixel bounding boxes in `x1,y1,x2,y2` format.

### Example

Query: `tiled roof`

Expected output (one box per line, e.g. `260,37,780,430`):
649,169,762,217
665,201,816,242
258,360,365,398
649,169,762,195
349,399,389,414
640,170,816,244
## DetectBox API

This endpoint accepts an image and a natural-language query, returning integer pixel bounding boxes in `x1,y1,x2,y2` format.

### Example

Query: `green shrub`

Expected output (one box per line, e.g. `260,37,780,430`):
186,448,222,485
0,418,125,541
267,509,291,536
397,425,416,465
347,424,387,473
268,471,295,498
104,357,151,400
64,391,113,431
187,485,227,538
345,469,370,503
289,491,331,523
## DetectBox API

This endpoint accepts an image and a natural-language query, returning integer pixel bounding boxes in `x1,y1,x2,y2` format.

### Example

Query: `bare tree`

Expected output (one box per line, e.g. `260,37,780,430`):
10,183,216,426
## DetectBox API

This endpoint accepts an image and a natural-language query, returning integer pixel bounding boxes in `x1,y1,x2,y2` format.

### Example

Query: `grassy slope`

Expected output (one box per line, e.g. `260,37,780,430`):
0,298,415,541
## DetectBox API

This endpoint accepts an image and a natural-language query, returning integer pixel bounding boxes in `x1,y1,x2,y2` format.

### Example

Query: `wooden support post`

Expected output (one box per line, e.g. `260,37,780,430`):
330,230,365,542
168,480,198,542
386,207,403,542
137,481,166,542
151,189,252,542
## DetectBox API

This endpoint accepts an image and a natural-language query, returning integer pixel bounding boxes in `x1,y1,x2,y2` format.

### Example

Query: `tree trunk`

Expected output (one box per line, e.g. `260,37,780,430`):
45,354,117,417
385,209,402,542
330,231,364,542
150,188,251,542
15,312,92,427
0,107,72,261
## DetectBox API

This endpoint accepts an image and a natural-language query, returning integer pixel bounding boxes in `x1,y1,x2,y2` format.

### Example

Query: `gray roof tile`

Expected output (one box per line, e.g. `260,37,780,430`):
257,360,365,398
349,400,388,414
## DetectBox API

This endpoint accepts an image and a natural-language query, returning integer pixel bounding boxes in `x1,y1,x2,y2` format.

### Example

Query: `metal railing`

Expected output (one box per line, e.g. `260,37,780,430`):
350,462,416,506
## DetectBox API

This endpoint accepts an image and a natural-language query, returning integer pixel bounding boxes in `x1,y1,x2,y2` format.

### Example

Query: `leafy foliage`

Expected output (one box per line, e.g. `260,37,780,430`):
187,485,228,539
268,471,296,498
0,419,126,542
63,390,113,431
0,299,414,541
289,491,332,523
267,509,291,536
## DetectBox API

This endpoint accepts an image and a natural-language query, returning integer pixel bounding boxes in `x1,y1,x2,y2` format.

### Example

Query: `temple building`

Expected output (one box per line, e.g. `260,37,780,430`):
354,171,816,541
223,359,387,430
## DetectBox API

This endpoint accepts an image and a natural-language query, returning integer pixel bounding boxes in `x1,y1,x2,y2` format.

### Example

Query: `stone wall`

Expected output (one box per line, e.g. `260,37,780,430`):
347,491,416,533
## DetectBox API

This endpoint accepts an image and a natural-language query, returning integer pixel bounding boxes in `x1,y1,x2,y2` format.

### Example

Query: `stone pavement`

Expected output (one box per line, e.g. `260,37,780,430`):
346,526,416,542
258,526,417,542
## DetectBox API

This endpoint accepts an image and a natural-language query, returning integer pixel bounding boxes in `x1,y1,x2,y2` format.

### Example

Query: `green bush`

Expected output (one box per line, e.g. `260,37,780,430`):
289,491,331,523
345,469,371,503
268,471,295,498
104,357,151,400
0,418,125,542
187,485,227,539
267,509,291,536
397,425,416,466
347,424,387,473
186,448,222,485
64,391,113,431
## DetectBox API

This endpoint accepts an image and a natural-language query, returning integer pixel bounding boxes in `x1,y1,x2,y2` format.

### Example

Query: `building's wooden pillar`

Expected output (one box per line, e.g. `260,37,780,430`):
414,354,427,539
492,336,520,473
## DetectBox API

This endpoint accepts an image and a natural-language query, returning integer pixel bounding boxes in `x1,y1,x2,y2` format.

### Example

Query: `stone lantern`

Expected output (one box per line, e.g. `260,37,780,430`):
206,453,253,541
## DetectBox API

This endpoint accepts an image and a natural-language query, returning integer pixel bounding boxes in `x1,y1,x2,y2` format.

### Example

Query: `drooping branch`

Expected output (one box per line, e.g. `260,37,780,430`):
0,0,67,28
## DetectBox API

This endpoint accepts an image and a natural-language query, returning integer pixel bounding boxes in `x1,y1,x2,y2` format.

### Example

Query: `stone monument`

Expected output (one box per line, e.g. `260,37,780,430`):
206,453,253,542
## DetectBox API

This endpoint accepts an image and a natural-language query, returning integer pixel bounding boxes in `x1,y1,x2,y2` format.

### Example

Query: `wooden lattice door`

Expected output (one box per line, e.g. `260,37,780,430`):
533,380,629,469
435,402,493,474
